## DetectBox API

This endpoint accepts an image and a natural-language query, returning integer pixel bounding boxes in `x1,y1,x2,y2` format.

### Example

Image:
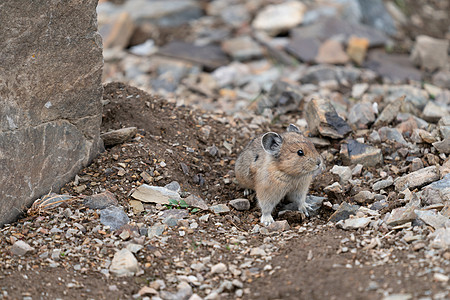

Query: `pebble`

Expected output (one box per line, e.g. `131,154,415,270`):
210,263,227,274
184,195,209,210
336,217,372,230
330,165,352,184
372,177,394,191
209,204,230,214
394,166,440,191
10,241,34,256
83,191,118,210
100,206,130,231
109,249,140,277
354,191,375,203
131,184,181,204
329,202,359,222
148,223,167,238
229,199,250,211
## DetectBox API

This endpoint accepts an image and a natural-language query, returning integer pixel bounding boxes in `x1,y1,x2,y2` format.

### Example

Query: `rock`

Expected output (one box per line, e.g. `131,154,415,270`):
159,41,229,71
184,195,208,210
432,70,450,89
315,39,350,64
257,80,303,114
374,95,405,126
354,191,375,203
410,35,449,71
306,98,352,139
433,138,450,154
442,159,450,178
252,1,307,36
351,83,369,99
430,227,450,249
300,65,362,85
409,158,424,172
229,199,250,211
422,174,450,205
250,247,266,256
0,1,103,226
129,39,158,56
286,37,320,63
422,101,449,123
165,181,181,193
131,184,181,205
219,4,251,28
357,0,397,35
126,243,144,254
84,191,118,209
348,102,376,128
222,36,263,61
100,12,135,49
382,294,412,300
100,206,130,231
394,166,440,191
329,202,359,222
291,17,388,47
341,140,383,167
266,220,290,232
148,223,167,238
365,50,422,82
336,217,372,230
378,127,407,145
415,210,450,230
346,36,369,65
110,249,140,277
11,241,35,256
324,182,343,194
385,206,417,227
101,127,137,146
161,209,189,226
211,263,227,274
330,166,352,184
209,204,230,214
372,177,394,191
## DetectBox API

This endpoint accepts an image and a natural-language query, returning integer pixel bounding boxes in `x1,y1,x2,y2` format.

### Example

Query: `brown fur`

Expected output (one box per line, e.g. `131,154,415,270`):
235,126,323,225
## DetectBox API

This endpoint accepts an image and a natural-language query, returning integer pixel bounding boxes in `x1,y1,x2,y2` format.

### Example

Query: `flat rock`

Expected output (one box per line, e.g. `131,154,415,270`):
365,50,421,82
433,138,450,154
100,206,130,231
266,220,290,232
342,140,383,167
222,36,263,61
84,191,118,209
354,191,375,203
315,39,349,64
329,202,359,222
211,263,227,274
330,165,352,184
131,184,181,205
148,223,167,238
351,83,369,99
229,199,250,211
336,217,372,230
252,1,307,36
394,166,439,191
385,206,417,227
285,37,320,63
415,210,450,230
209,204,230,214
306,98,352,139
11,241,35,256
374,95,405,126
358,0,397,35
110,249,140,277
348,102,376,129
257,80,303,114
372,177,394,191
300,65,362,85
430,227,450,249
422,174,450,205
159,41,229,71
101,127,137,146
100,12,135,49
184,195,208,210
378,127,407,145
422,101,449,123
410,35,449,71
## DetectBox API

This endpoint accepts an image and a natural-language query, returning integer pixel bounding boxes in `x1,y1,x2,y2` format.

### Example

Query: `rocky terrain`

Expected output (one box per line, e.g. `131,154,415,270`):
1,0,449,299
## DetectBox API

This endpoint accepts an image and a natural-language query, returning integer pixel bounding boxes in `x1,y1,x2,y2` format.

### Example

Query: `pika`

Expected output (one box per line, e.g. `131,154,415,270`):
235,124,323,226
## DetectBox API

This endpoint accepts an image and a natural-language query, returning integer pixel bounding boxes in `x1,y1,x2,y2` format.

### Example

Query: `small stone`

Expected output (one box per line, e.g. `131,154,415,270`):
266,220,290,232
430,227,450,249
129,200,144,214
209,204,230,214
211,263,227,274
374,95,405,126
422,101,449,123
101,127,137,146
351,83,369,99
378,127,407,145
354,191,375,203
11,241,34,256
433,138,450,154
382,294,412,300
421,174,450,205
148,223,167,238
330,165,352,184
315,39,349,64
126,243,143,254
306,98,352,139
410,35,449,71
329,202,359,222
110,249,140,277
100,206,130,231
394,166,439,191
286,37,320,63
415,210,450,230
341,140,383,167
336,217,372,230
433,273,449,282
164,181,181,193
140,171,153,183
131,184,181,205
222,36,263,61
324,182,342,193
83,191,118,209
385,206,417,227
229,199,250,211
138,286,158,296
188,294,203,300
346,36,369,65
199,214,210,222
372,177,393,191
184,194,208,210
252,1,307,36
409,158,423,172
348,102,376,129
250,247,266,256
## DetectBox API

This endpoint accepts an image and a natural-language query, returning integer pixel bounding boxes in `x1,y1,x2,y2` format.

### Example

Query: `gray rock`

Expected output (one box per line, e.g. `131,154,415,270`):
300,65,362,85
348,102,376,128
410,35,449,71
229,199,250,211
351,83,369,99
409,158,424,172
158,41,229,71
430,227,450,249
222,36,263,61
131,184,181,205
99,12,135,49
378,127,407,145
184,194,208,210
220,4,251,28
210,204,230,214
329,202,359,222
422,101,449,123
161,209,189,227
101,127,137,146
84,191,118,210
211,263,227,274
0,1,103,226
432,70,450,89
342,140,383,167
336,217,372,230
385,206,417,227
374,95,405,126
357,0,397,35
433,138,450,154
257,80,303,115
164,181,181,193
330,166,352,184
148,223,167,238
365,50,421,82
372,177,394,191
266,220,290,232
354,191,375,203
252,1,307,36
291,17,388,47
100,206,130,231
109,249,140,277
415,210,450,230
286,37,320,63
11,241,35,256
306,98,352,139
394,166,440,191
422,174,450,205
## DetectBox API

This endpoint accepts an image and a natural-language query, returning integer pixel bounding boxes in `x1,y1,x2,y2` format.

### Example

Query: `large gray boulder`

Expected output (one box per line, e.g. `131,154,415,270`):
0,0,103,225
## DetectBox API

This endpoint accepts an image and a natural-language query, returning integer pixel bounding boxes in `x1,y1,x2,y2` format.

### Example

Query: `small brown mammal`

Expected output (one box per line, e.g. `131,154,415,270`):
235,124,323,225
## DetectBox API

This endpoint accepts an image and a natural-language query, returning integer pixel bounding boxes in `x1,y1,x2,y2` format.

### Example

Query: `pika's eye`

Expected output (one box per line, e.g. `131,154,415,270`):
297,150,304,156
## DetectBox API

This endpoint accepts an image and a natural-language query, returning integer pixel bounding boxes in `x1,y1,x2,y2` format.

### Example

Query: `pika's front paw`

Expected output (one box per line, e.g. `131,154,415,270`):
261,214,274,226
298,202,313,217
244,189,252,197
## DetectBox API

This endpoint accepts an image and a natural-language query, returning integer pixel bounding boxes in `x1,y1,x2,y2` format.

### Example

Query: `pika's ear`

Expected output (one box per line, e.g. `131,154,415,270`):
261,132,283,156
287,124,301,134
